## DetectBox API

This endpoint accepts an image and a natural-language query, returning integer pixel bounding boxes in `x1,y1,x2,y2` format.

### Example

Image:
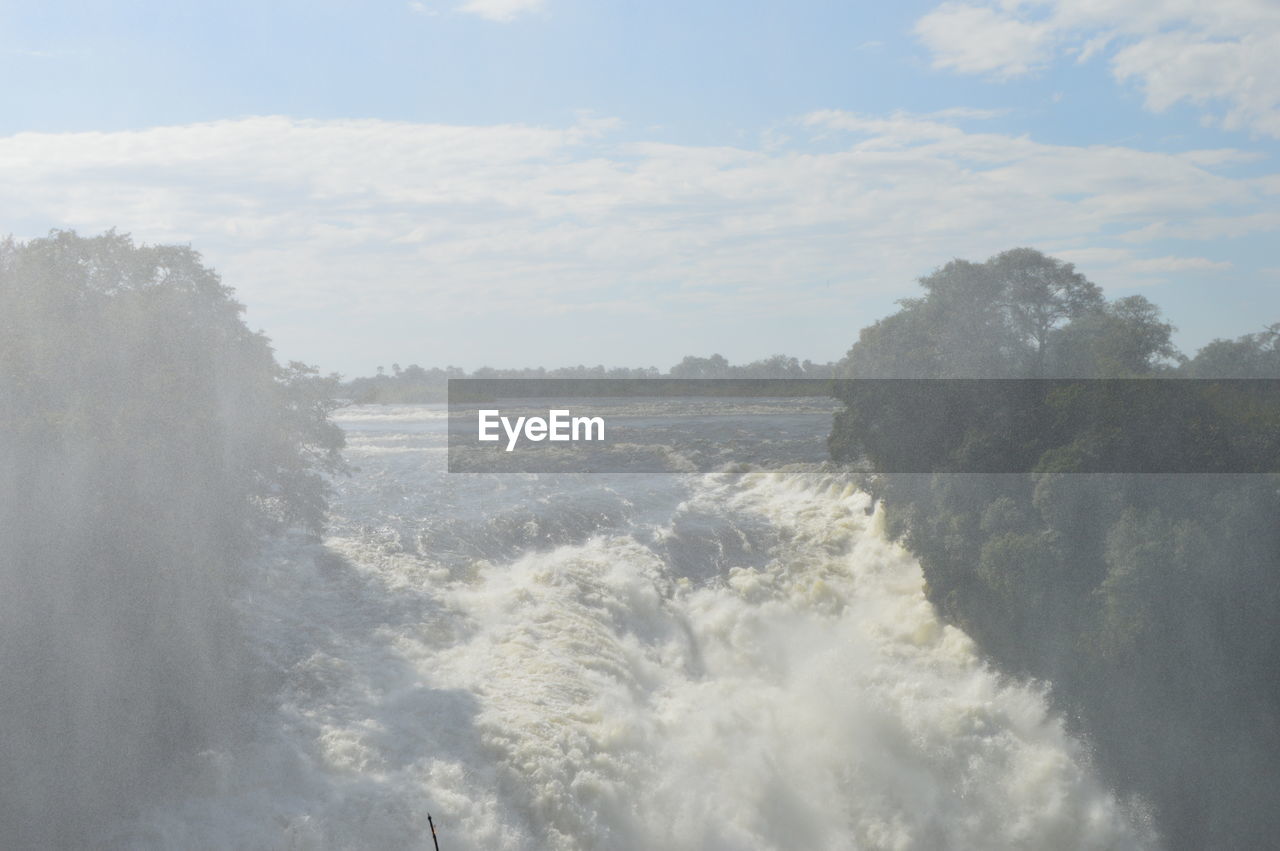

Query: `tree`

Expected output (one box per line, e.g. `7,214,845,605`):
669,353,730,378
1046,294,1178,377
987,248,1105,376
838,248,1103,378
1184,324,1280,378
0,230,346,845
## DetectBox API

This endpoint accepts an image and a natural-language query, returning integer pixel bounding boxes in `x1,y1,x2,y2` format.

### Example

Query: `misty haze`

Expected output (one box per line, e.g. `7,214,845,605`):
3,2,1279,850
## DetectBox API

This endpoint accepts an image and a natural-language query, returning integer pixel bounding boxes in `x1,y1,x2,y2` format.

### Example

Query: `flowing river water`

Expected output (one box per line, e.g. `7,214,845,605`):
127,402,1156,849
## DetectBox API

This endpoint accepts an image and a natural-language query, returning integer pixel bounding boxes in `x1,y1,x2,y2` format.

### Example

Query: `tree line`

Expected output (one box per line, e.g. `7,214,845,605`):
343,354,838,403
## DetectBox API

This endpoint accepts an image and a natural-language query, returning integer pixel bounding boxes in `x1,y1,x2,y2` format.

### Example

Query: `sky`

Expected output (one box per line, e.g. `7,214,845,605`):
2,0,1277,375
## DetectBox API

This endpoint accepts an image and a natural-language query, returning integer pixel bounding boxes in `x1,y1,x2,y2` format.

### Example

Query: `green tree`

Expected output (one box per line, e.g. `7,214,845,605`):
839,248,1105,378
670,353,731,378
1184,324,1280,378
985,248,1104,375
1046,294,1178,377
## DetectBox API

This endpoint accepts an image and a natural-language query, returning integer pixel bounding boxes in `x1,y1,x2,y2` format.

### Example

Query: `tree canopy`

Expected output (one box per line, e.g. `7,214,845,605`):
840,248,1169,378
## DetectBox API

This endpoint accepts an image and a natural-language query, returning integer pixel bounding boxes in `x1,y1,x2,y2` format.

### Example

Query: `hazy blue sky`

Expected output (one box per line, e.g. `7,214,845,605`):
3,0,1277,374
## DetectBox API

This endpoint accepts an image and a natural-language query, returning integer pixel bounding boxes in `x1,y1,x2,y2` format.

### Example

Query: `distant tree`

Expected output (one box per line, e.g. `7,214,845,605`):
917,258,1023,371
670,353,731,378
988,248,1104,376
841,249,1109,378
841,307,949,377
342,353,830,401
1047,294,1179,377
1184,324,1280,377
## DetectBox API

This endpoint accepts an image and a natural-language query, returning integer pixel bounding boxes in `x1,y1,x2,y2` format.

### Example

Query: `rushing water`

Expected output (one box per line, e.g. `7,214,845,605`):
125,403,1156,849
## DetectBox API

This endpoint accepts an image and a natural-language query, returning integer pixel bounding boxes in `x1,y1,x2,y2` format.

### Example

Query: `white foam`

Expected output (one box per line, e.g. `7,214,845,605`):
135,470,1156,849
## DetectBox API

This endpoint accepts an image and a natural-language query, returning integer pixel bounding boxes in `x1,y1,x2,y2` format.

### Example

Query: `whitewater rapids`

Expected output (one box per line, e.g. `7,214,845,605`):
123,404,1155,849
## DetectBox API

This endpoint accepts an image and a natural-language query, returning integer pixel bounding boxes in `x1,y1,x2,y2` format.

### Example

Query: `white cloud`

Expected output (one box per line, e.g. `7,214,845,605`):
915,2,1054,77
1050,248,1232,288
914,0,1280,137
1126,255,1232,274
456,0,543,23
0,113,1271,367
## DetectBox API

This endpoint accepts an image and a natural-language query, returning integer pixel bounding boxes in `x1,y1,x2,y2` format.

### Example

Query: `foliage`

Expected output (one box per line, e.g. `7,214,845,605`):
0,230,346,845
829,248,1280,849
838,248,1168,379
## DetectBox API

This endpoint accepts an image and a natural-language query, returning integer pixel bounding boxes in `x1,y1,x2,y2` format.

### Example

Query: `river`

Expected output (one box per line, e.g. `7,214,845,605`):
128,402,1155,849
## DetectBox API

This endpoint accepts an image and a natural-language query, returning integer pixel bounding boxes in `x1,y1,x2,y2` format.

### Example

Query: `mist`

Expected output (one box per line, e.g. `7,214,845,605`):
0,232,344,846
6,228,1276,849
3,2,1279,839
